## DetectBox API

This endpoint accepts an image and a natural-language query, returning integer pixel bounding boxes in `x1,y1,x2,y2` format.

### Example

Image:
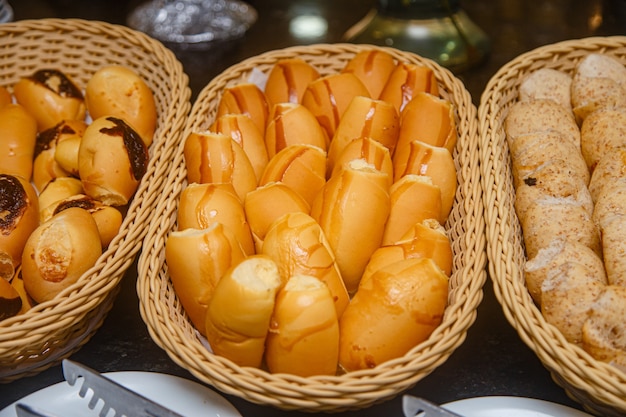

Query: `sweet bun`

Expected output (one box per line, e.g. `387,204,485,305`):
37,177,84,220
13,69,86,132
10,274,34,315
216,82,269,133
0,277,22,321
264,102,328,158
338,257,448,371
204,255,282,367
78,116,149,206
264,58,320,106
52,120,87,176
518,68,573,113
580,107,626,172
22,207,102,304
0,174,40,281
0,85,12,108
265,274,339,376
329,138,393,185
379,63,439,113
165,223,247,335
342,49,397,99
85,65,157,146
0,103,38,180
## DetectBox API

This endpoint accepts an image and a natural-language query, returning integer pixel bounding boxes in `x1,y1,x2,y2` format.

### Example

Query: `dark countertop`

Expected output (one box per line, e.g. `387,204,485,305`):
1,0,625,415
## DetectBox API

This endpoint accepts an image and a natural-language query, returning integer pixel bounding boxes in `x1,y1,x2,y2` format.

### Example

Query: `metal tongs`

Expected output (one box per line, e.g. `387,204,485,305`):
403,395,464,417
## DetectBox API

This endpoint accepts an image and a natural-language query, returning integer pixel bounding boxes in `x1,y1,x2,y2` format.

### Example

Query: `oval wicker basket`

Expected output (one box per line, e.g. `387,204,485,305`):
479,36,626,417
0,18,191,383
137,43,486,412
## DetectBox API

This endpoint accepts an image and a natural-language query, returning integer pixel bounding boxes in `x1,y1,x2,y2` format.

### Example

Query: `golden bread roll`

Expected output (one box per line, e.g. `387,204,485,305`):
262,212,350,317
85,65,157,147
259,144,327,206
524,238,606,305
13,69,86,132
265,274,339,376
382,175,443,245
310,159,390,294
37,177,84,220
301,72,370,138
0,103,38,180
264,58,320,106
338,257,448,371
582,285,626,372
32,147,71,194
597,214,626,287
0,174,40,281
393,140,456,220
341,49,397,99
210,113,269,181
0,276,22,321
329,138,393,185
177,182,254,255
165,223,247,335
53,129,85,177
589,149,626,203
216,82,269,133
541,262,607,344
326,95,399,170
0,85,12,108
78,116,149,206
243,182,310,251
183,131,257,201
264,102,328,158
397,92,457,154
580,107,626,172
518,68,573,113
204,254,282,368
379,62,439,113
10,274,34,315
22,207,102,303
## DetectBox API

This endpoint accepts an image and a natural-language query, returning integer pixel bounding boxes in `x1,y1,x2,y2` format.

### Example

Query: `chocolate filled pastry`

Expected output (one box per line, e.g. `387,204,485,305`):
0,103,38,181
264,58,320,106
342,49,397,99
216,82,269,134
264,102,328,158
379,63,439,113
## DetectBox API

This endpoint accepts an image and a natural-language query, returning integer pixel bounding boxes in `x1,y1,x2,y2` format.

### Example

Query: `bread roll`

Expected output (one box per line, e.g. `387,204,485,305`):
0,277,22,321
22,207,102,303
0,85,12,108
598,214,626,286
382,175,443,245
216,82,269,133
580,107,626,172
85,65,157,146
342,49,396,99
0,103,38,180
311,159,390,294
338,257,448,371
330,138,393,185
262,212,350,317
0,174,40,281
259,144,326,206
264,102,328,158
177,182,254,256
53,126,86,177
10,274,34,315
301,72,370,138
79,116,149,206
379,63,439,113
592,181,626,230
264,58,320,106
589,149,626,203
209,113,269,181
183,131,257,201
13,69,86,132
518,68,573,113
265,274,339,376
165,223,247,335
204,255,282,367
326,96,399,170
37,177,84,220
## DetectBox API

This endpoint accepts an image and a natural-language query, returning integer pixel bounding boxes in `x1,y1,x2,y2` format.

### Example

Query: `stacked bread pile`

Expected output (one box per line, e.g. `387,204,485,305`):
505,53,626,372
165,50,459,376
0,66,157,320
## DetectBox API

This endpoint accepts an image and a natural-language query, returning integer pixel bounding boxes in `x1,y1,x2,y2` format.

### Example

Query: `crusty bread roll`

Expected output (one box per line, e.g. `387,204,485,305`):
13,69,86,132
326,96,399,169
216,82,269,134
183,131,257,202
10,274,34,315
79,116,149,206
204,254,282,367
22,207,102,303
262,212,350,317
264,102,328,158
264,58,320,106
301,72,370,138
580,107,626,172
0,103,38,180
311,159,390,294
259,144,327,206
165,223,246,335
518,68,573,113
265,274,340,376
0,276,22,321
209,113,269,181
379,62,439,113
597,214,626,287
37,177,84,220
589,149,626,203
85,65,157,147
592,181,626,230
0,174,40,281
177,182,254,256
341,49,396,99
338,257,448,371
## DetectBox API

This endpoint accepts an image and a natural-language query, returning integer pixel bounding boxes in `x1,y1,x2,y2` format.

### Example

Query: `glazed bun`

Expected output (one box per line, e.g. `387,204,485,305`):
264,102,328,158
37,177,84,220
264,58,320,106
330,138,393,185
379,63,439,113
0,104,38,180
216,83,269,133
342,49,397,99
0,85,12,108
0,277,22,321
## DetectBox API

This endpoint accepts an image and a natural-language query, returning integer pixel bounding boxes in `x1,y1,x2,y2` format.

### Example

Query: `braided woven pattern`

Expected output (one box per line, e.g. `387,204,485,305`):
138,43,487,412
479,36,626,416
0,18,191,382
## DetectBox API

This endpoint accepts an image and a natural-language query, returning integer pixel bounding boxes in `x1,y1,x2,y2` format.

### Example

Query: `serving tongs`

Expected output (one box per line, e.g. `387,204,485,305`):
403,395,464,417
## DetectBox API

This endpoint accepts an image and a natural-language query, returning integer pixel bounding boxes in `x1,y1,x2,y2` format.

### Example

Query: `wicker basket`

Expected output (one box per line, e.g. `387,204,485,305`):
0,18,191,383
479,36,626,417
137,43,486,412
